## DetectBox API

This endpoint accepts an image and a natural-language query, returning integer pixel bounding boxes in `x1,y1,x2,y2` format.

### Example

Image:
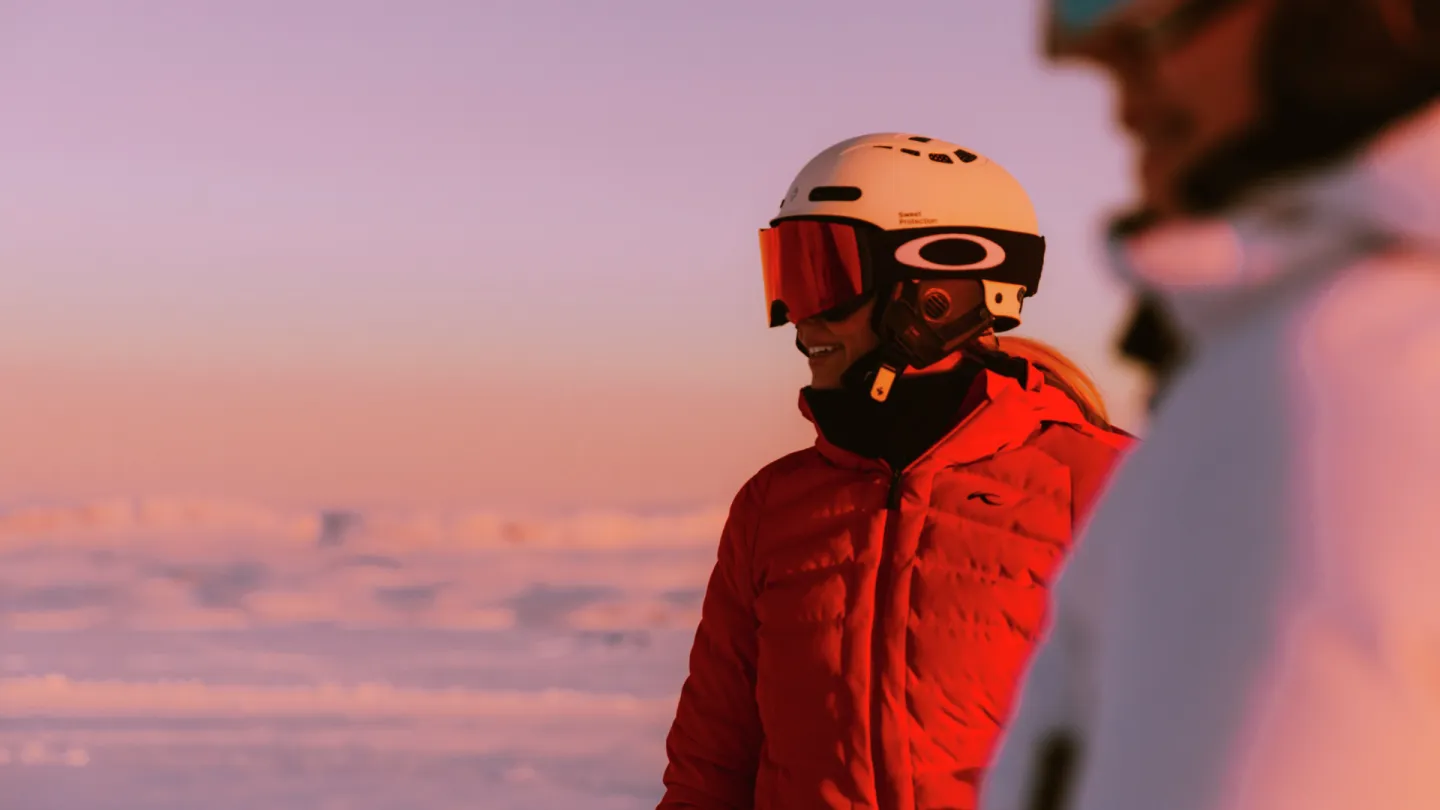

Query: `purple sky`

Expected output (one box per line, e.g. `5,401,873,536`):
0,0,1145,510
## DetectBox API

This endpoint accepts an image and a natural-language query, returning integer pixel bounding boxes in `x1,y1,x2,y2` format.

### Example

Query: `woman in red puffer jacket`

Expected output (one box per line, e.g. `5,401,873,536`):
657,132,1134,810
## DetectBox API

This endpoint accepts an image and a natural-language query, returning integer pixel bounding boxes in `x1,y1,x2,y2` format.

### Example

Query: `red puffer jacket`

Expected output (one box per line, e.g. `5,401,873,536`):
659,362,1133,810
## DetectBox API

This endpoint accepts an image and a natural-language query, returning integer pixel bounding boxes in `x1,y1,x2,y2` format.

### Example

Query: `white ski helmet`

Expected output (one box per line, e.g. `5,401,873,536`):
761,132,1045,332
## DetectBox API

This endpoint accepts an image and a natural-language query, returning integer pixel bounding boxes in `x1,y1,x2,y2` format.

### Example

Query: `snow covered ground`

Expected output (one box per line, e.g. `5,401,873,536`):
0,498,725,809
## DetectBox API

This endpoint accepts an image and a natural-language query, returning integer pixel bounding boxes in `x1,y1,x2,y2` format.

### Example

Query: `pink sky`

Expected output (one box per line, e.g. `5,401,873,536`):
0,0,1146,511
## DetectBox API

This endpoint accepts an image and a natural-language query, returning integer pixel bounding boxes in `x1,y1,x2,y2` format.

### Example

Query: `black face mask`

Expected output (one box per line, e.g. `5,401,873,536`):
803,359,988,471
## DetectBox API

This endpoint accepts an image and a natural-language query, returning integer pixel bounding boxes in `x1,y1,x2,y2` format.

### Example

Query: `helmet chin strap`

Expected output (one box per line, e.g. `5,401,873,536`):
839,343,911,402
841,280,998,402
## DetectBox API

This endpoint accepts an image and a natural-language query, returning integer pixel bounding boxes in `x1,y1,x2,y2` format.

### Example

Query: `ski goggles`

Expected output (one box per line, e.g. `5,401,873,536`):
758,218,1046,327
1045,0,1247,57
759,219,869,327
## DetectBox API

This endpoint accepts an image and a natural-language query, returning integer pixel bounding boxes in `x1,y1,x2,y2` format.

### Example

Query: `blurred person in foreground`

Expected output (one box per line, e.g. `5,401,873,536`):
657,133,1134,810
981,1,1440,810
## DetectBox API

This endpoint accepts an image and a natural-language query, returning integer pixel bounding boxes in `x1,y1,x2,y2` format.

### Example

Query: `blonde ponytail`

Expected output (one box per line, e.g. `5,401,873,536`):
990,335,1111,429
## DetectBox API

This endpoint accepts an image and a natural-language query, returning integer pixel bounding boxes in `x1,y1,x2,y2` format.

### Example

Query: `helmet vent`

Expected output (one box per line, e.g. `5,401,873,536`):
808,185,863,202
872,144,894,149
900,148,921,156
928,152,954,164
953,148,978,163
922,289,952,320
908,136,932,142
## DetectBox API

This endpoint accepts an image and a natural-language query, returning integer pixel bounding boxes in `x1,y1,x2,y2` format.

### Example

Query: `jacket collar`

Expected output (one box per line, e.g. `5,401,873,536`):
798,361,1090,473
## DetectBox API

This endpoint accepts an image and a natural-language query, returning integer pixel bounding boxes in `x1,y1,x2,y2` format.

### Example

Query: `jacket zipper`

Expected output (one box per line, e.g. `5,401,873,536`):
886,468,904,511
870,467,906,810
867,393,992,809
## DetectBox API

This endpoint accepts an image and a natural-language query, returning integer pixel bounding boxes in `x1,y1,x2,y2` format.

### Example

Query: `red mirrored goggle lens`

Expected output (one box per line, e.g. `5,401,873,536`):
758,220,867,327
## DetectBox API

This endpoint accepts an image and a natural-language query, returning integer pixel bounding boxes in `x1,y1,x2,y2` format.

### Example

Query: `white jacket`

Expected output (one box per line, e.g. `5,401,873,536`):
982,99,1440,810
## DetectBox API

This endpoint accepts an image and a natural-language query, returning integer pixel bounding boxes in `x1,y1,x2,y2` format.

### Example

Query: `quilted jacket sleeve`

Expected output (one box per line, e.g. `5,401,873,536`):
980,424,1132,810
657,472,768,810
